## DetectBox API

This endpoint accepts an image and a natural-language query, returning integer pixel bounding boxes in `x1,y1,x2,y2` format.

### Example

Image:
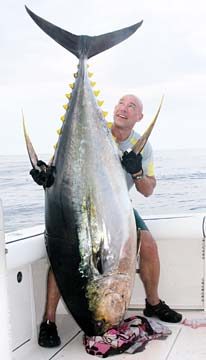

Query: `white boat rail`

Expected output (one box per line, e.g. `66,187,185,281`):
0,200,12,359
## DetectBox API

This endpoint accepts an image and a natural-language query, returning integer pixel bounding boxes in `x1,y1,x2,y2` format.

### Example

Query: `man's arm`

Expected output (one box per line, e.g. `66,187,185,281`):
132,173,156,197
121,150,156,197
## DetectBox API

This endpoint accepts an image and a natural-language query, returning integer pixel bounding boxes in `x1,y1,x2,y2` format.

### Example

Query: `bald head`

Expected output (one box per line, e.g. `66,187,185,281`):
113,94,144,134
119,94,143,114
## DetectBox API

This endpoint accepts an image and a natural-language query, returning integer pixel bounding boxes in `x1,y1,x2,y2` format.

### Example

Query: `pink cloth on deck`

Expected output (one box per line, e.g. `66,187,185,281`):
182,318,206,329
84,315,171,357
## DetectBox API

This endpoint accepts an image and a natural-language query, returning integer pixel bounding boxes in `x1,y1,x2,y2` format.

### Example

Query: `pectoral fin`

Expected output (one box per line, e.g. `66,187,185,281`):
22,111,39,169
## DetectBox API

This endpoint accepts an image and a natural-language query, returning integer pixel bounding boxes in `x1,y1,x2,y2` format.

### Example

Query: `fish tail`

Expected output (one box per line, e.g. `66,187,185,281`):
25,6,143,59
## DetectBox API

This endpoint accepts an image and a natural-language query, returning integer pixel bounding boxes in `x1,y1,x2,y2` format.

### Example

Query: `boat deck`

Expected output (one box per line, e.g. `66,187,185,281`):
13,310,206,360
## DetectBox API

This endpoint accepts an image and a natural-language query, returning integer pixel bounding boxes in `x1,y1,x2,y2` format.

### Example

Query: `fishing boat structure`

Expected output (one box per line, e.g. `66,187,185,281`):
1,201,206,359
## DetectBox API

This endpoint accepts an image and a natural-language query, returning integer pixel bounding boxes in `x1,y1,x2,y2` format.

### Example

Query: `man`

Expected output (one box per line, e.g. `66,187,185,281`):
30,94,182,348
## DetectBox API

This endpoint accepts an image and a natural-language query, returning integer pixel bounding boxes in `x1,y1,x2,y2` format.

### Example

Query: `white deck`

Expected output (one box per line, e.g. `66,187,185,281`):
12,310,206,360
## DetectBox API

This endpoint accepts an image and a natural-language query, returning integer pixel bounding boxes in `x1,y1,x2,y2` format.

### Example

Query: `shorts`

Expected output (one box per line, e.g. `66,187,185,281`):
133,208,148,231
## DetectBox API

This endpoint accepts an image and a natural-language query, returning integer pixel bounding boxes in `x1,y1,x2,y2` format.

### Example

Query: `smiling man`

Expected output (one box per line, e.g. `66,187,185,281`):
110,94,156,195
109,94,182,323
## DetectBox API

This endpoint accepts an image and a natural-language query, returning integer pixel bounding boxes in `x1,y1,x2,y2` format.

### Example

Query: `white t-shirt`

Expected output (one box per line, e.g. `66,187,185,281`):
107,123,155,190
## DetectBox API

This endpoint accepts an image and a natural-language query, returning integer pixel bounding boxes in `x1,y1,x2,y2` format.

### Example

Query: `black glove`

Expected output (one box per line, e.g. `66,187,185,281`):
121,151,142,175
45,166,55,188
36,160,48,169
30,160,55,188
30,168,47,186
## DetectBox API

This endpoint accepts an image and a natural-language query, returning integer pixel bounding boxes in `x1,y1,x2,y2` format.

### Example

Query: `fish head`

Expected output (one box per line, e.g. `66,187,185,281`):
86,274,132,335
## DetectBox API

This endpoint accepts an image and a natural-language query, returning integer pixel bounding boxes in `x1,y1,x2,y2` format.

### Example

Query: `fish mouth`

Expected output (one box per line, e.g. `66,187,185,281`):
86,274,130,335
94,290,127,334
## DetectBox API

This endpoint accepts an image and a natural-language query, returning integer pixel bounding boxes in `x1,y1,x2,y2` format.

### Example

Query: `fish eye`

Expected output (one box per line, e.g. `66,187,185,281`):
96,320,105,328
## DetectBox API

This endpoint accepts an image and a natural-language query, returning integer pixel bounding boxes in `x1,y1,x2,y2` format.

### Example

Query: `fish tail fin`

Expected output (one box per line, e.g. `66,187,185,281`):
25,6,143,59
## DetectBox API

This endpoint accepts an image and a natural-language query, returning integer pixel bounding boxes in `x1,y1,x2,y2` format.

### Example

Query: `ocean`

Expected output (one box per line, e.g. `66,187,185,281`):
0,149,206,233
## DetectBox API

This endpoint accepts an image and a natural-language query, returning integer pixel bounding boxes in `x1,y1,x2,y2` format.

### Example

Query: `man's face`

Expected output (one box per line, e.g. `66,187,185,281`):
113,95,143,130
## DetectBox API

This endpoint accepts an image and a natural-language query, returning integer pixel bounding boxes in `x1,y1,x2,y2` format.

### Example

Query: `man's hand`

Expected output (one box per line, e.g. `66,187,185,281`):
30,160,55,188
121,151,142,175
30,168,47,186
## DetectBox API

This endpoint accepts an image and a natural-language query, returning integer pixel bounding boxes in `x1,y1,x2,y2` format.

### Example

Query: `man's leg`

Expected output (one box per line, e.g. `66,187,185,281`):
38,268,61,348
139,230,182,323
44,268,61,322
139,230,160,305
133,208,182,323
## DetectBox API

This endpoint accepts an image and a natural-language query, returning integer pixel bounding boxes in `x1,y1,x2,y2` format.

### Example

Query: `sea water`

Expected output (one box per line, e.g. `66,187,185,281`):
0,148,206,233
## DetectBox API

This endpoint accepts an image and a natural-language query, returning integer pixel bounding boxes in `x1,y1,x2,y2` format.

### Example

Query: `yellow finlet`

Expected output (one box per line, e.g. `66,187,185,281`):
60,115,65,122
90,81,96,87
88,72,93,78
69,83,75,89
53,144,57,149
49,155,54,164
57,128,62,135
102,111,108,117
106,122,113,129
73,72,78,78
94,90,100,97
63,104,68,110
66,93,72,99
98,100,104,107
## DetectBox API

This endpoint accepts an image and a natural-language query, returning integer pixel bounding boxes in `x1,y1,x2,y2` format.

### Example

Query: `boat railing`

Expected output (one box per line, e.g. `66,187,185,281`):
0,200,12,359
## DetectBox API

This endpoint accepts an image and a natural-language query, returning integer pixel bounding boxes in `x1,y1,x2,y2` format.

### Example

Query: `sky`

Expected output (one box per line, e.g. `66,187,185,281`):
1,0,206,155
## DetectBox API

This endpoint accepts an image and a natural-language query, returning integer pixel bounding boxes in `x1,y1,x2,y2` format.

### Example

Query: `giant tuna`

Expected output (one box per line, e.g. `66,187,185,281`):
24,6,159,336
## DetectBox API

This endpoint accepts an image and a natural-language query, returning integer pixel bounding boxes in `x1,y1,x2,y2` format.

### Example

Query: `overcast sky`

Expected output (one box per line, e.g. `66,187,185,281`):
1,0,206,156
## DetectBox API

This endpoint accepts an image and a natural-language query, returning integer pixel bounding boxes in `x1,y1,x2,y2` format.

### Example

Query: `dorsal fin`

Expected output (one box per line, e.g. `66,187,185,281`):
25,6,143,59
